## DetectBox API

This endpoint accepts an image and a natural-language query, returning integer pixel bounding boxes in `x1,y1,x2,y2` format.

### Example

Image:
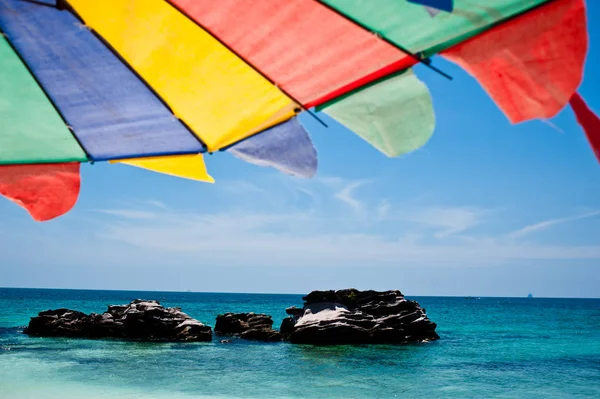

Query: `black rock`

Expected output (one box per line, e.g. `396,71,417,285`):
279,317,295,335
285,306,304,318
215,312,282,342
23,300,212,342
280,289,439,345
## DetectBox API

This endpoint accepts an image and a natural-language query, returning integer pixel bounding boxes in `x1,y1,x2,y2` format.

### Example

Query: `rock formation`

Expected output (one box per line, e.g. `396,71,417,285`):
280,289,439,345
23,299,212,342
215,312,282,342
23,290,439,346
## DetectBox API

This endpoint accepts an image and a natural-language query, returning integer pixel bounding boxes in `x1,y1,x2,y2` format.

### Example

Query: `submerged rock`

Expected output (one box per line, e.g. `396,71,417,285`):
23,299,212,342
215,312,281,342
280,289,439,345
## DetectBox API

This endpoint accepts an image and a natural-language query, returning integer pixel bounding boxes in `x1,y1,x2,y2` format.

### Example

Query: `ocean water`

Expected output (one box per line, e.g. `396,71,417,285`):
0,288,599,398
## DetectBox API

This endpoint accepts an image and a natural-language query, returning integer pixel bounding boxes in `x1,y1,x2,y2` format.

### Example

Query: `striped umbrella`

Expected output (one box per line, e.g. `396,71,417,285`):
0,0,596,221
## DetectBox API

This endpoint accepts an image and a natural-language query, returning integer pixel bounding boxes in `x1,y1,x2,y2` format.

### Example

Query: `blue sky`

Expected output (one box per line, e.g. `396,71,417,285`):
2,5,599,297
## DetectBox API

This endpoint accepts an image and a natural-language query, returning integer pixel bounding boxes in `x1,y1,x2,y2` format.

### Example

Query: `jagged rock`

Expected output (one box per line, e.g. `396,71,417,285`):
215,312,281,342
285,306,304,318
280,289,439,345
280,317,295,335
23,300,212,342
26,309,89,337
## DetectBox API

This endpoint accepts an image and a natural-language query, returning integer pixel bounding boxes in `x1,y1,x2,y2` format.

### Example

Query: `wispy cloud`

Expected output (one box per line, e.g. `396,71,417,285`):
507,211,600,240
334,180,370,211
399,206,488,238
95,211,600,265
87,200,600,267
145,200,169,210
95,209,157,220
540,119,565,134
377,200,391,220
23,176,594,268
314,176,345,187
220,180,266,195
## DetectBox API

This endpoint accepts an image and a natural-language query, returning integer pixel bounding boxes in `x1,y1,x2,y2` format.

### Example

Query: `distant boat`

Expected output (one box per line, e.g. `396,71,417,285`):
465,296,480,300
527,293,533,298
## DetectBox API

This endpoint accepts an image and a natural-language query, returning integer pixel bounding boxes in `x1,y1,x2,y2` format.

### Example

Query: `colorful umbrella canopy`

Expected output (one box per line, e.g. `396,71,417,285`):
0,0,597,221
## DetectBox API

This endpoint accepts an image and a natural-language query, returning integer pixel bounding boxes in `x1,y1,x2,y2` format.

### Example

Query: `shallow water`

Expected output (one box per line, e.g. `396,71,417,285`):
1,288,599,398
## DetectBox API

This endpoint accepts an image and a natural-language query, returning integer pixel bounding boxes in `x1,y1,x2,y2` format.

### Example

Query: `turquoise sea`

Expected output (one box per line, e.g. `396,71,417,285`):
0,288,599,398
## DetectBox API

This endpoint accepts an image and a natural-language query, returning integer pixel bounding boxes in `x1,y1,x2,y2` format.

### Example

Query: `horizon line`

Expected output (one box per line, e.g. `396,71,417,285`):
1,286,598,300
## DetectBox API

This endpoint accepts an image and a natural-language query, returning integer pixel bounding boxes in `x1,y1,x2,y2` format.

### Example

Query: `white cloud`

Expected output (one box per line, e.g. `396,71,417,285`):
94,209,157,220
540,119,565,134
507,211,600,240
31,177,594,269
145,200,169,210
393,206,487,238
377,200,391,220
314,176,345,187
91,204,600,267
334,180,370,211
220,180,267,196
98,220,600,265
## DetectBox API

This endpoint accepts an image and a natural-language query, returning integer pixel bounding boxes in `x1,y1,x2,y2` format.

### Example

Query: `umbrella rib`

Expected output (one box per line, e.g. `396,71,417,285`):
163,0,328,130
